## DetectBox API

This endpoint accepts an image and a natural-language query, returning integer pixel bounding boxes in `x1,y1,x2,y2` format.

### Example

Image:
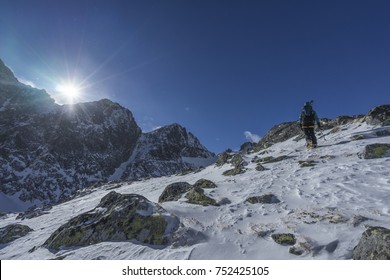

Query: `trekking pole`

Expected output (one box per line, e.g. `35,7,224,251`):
320,128,327,141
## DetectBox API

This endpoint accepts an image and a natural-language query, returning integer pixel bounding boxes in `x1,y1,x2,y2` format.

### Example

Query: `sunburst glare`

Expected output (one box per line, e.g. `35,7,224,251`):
55,81,83,104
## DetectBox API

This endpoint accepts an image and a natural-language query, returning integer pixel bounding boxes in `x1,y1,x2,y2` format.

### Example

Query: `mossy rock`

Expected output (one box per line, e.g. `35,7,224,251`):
271,233,296,246
185,187,218,206
353,226,390,260
260,155,291,164
193,179,217,189
222,167,245,176
0,224,33,243
363,143,390,159
350,135,365,141
43,191,180,251
246,194,280,204
158,182,193,203
330,127,341,134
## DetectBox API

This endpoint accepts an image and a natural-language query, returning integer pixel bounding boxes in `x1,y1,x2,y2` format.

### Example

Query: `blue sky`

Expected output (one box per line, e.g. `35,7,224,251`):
1,0,389,152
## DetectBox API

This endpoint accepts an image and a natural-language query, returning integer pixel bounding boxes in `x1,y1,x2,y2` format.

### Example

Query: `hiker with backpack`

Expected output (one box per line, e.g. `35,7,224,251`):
299,100,322,148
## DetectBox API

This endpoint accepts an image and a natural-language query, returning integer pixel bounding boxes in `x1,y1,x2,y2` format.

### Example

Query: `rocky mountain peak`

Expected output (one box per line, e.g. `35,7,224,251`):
0,59,215,211
0,58,19,84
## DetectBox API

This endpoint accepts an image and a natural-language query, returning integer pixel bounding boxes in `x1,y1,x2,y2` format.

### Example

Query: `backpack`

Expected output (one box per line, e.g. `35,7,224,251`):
301,106,315,125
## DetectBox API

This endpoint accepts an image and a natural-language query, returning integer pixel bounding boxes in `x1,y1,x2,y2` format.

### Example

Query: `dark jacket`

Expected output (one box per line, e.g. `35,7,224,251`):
299,104,320,127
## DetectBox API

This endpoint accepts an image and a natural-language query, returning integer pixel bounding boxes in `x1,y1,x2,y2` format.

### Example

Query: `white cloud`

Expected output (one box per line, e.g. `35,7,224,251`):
244,131,261,143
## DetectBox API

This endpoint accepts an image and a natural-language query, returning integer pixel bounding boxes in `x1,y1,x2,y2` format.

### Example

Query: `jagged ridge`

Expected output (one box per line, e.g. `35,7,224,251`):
0,59,215,211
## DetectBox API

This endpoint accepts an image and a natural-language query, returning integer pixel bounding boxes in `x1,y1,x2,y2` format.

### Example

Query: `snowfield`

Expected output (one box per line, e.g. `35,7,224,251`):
1,122,389,260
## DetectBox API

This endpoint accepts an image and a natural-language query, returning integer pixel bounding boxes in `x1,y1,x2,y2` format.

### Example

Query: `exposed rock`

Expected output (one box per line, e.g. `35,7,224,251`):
352,215,370,227
259,155,292,164
298,160,317,167
254,122,301,151
185,187,218,206
231,154,246,168
193,179,217,189
350,134,365,141
158,182,193,203
363,143,390,159
16,205,52,220
0,224,33,243
353,226,390,260
0,58,19,84
289,246,304,256
121,124,216,181
246,194,281,204
222,166,246,176
0,58,215,211
255,163,267,171
376,129,390,137
365,104,390,126
43,191,181,251
217,197,232,205
271,233,296,246
215,151,234,167
240,142,254,154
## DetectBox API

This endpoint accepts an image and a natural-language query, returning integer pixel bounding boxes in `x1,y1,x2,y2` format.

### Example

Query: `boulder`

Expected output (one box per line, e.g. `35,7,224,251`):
255,164,267,171
185,187,218,206
158,182,193,203
353,226,390,260
365,105,390,126
246,194,281,204
254,122,301,151
193,179,217,189
43,191,180,251
0,224,33,243
222,167,246,176
215,151,234,167
363,143,390,159
271,233,296,246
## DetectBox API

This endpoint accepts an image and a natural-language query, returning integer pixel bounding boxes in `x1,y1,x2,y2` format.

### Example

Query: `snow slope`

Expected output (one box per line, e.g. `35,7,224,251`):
1,122,389,260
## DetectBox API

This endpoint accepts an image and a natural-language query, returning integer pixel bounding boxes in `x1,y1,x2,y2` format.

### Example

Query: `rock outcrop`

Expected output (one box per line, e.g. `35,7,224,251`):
0,58,215,211
159,179,218,206
353,226,390,260
0,224,33,243
363,143,390,159
158,182,193,203
44,191,181,251
365,104,390,126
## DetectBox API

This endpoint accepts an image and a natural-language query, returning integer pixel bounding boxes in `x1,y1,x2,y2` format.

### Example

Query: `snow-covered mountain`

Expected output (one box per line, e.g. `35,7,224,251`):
0,58,216,212
0,104,389,259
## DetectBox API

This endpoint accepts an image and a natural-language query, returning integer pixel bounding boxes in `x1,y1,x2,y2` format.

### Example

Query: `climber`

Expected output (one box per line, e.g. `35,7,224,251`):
299,100,322,148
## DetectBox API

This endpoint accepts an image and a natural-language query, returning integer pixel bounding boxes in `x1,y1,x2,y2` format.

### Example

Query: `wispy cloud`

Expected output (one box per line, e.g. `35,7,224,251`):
244,131,261,143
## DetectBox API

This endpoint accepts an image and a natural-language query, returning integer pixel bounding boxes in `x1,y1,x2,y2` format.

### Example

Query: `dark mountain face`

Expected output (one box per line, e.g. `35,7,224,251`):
0,59,215,211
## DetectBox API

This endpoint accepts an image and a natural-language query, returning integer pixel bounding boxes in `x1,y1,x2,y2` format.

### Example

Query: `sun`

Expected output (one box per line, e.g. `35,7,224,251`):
56,83,81,103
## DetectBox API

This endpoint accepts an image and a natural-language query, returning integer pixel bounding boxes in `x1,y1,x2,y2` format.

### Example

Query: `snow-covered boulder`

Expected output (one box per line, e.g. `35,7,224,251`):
43,191,180,251
353,226,390,260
